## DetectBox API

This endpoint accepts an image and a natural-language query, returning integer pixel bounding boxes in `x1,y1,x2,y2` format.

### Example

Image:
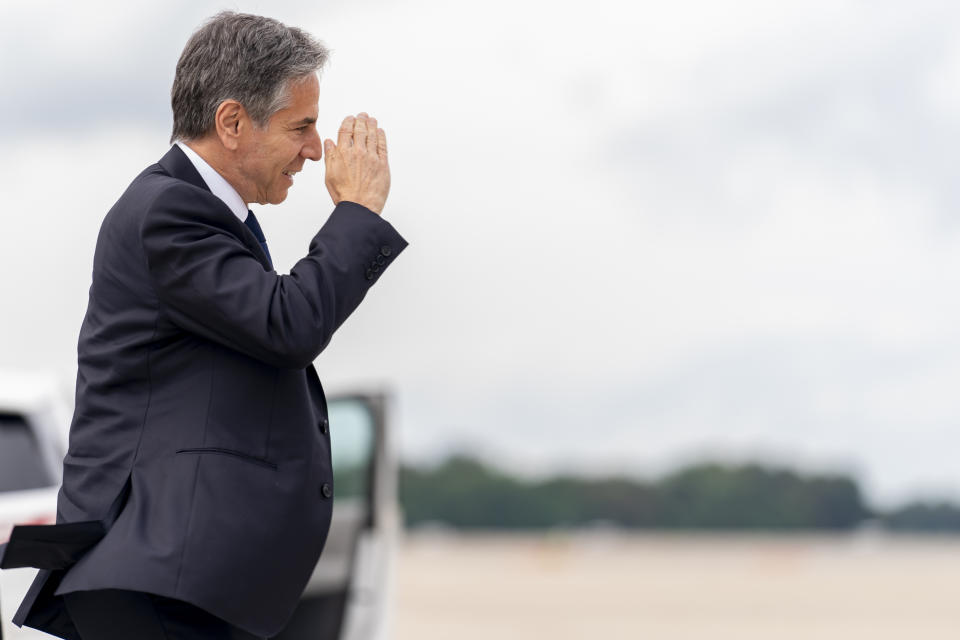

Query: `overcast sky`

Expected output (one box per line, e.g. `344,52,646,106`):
3,0,960,506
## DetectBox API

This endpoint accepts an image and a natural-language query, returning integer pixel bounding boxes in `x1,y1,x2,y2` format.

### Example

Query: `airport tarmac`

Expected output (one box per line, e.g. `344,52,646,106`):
392,531,960,639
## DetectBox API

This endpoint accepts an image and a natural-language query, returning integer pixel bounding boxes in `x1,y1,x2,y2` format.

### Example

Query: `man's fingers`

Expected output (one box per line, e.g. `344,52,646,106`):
366,116,379,152
353,113,368,151
377,128,387,160
337,116,355,148
323,139,335,167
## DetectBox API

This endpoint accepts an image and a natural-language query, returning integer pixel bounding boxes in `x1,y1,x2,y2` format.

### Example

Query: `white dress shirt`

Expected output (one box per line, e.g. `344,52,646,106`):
175,141,248,222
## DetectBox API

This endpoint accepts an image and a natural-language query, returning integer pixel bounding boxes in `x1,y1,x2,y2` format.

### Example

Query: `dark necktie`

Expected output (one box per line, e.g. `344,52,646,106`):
243,210,273,269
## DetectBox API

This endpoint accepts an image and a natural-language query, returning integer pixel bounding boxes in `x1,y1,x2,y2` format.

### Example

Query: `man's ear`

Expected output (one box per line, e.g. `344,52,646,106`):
214,100,246,151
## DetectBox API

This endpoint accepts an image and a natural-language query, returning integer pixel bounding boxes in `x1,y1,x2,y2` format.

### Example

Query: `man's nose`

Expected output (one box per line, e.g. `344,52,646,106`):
301,129,322,161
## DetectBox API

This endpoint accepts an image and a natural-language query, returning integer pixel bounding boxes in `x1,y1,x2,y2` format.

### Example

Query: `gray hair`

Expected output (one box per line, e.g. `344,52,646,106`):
170,11,329,143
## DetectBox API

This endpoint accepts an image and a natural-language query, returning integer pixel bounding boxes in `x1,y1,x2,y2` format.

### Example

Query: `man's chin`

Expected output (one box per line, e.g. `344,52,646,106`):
263,189,291,205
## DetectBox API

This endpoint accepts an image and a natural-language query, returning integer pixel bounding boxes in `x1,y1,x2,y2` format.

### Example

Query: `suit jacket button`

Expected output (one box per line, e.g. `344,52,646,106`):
320,483,333,499
318,418,329,435
380,245,392,257
365,268,374,281
371,263,380,273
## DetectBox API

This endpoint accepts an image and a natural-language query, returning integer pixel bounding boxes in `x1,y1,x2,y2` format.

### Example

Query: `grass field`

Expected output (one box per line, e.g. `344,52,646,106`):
392,531,960,639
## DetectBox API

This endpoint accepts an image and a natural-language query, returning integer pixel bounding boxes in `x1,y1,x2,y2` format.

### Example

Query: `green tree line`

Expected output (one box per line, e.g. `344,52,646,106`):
399,455,960,532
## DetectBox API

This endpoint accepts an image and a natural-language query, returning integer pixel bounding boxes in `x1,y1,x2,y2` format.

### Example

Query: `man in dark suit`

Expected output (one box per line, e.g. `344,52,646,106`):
0,11,406,639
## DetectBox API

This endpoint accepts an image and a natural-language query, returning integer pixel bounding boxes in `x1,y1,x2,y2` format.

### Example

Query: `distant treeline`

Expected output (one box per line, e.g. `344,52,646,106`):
399,455,960,532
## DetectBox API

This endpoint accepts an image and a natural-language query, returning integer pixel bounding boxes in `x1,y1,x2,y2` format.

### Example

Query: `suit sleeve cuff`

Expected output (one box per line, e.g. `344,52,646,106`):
320,201,409,284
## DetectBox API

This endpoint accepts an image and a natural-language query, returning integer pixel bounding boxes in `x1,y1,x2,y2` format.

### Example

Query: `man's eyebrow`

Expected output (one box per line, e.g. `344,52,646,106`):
290,117,317,127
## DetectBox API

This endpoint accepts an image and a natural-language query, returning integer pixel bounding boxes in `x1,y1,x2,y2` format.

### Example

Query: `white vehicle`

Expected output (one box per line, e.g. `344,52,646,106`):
0,371,398,640
0,372,69,640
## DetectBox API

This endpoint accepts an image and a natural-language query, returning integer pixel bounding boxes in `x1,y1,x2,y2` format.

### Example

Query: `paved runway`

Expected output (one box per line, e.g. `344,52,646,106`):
393,531,960,639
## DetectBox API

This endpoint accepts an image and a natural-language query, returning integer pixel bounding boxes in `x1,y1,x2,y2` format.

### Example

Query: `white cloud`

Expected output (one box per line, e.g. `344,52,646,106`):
4,0,960,506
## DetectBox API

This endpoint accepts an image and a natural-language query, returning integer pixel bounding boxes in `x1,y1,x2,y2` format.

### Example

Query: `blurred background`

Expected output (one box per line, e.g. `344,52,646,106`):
3,0,960,637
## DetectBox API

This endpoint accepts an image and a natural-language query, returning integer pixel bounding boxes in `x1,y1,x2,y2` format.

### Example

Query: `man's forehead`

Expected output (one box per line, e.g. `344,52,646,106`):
277,74,320,124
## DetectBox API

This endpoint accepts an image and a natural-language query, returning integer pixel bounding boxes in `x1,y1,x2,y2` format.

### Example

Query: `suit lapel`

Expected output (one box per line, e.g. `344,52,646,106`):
157,145,274,271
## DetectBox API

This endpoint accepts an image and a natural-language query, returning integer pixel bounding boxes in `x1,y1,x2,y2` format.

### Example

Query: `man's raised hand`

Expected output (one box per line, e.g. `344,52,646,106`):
323,112,391,215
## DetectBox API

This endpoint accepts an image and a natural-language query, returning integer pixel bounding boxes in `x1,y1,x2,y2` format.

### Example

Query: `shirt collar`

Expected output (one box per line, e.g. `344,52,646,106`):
175,141,248,222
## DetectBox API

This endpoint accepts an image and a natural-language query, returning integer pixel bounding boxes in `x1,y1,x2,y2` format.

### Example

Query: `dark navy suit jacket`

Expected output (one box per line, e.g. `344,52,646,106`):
5,145,407,638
